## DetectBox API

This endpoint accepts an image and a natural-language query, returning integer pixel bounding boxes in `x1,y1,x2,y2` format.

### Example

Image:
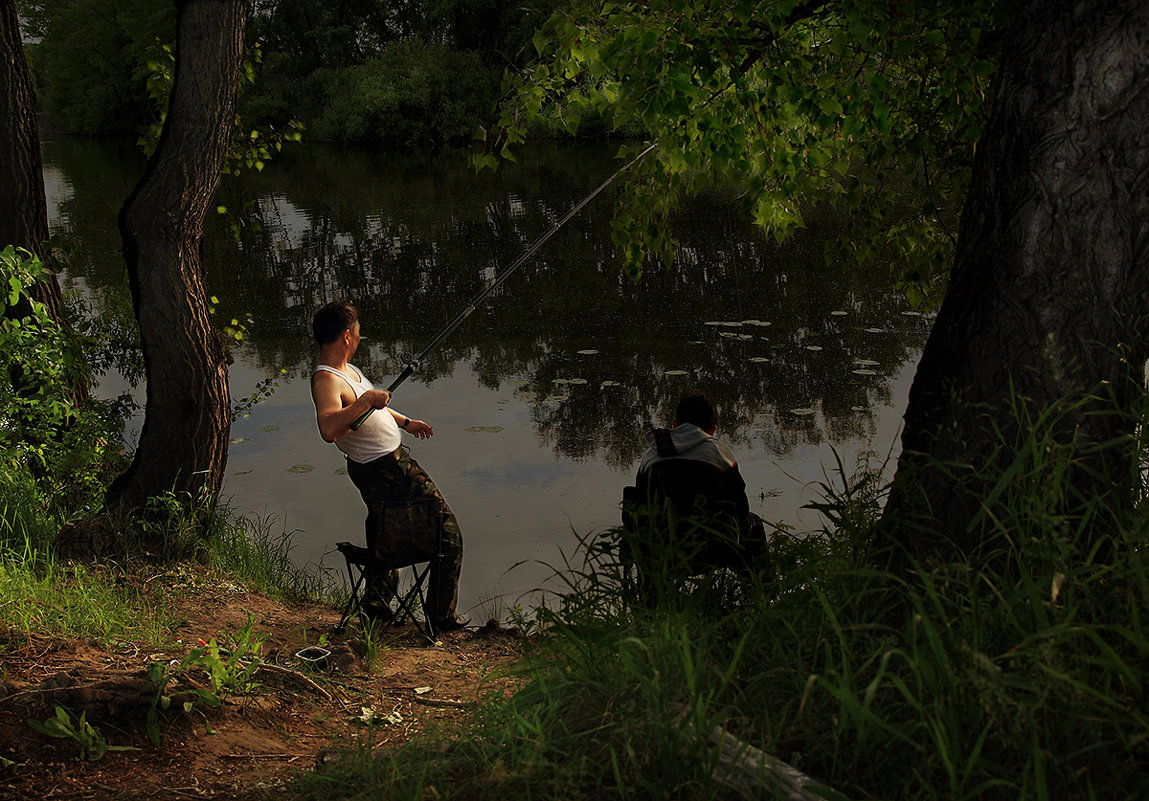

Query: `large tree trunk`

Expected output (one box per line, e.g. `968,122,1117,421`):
103,0,246,517
883,0,1149,564
0,0,73,375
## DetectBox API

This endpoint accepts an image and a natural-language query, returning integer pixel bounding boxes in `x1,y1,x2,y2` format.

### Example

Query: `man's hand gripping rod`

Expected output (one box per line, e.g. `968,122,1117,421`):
348,142,658,432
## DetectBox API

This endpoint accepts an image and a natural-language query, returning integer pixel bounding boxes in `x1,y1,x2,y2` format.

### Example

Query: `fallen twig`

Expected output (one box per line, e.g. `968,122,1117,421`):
705,725,837,801
413,696,471,709
251,662,332,701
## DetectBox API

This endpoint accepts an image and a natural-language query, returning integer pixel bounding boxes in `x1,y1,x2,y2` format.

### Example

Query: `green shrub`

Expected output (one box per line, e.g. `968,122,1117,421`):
310,42,500,145
0,246,129,547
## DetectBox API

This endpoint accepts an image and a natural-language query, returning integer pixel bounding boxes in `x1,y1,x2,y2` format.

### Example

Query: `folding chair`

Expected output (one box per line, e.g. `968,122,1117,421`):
333,498,445,642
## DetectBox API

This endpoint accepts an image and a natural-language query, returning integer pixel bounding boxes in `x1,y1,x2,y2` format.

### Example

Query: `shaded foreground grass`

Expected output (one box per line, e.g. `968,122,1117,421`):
284,454,1149,801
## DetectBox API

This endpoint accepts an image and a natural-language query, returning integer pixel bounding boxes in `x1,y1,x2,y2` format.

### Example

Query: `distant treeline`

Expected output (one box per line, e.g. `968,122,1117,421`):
19,0,580,147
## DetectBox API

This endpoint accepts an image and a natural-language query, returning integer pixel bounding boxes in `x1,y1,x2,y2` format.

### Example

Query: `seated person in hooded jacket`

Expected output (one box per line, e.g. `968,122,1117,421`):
626,389,765,571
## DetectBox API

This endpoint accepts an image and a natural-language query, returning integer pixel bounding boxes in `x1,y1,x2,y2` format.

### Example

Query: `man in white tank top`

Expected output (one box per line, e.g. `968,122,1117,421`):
311,301,466,631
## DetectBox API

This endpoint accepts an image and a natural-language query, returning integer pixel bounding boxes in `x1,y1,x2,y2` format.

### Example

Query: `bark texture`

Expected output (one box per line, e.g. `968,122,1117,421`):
0,0,66,328
103,0,246,516
885,0,1149,561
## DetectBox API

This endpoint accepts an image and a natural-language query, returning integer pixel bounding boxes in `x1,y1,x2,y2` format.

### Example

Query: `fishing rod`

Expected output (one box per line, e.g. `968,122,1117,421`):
350,141,659,431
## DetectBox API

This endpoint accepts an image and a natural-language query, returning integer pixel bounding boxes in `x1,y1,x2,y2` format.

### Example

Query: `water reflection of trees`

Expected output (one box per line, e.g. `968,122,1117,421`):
45,138,929,467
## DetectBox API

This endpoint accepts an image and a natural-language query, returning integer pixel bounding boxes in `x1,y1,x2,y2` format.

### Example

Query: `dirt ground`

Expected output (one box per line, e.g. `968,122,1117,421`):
0,569,527,800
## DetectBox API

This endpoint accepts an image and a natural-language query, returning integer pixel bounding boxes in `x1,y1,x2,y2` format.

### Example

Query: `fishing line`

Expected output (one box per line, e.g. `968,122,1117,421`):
351,141,659,430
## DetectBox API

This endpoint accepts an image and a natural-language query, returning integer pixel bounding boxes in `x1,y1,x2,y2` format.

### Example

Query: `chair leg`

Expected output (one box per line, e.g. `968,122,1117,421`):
333,560,368,635
412,562,436,643
385,562,436,643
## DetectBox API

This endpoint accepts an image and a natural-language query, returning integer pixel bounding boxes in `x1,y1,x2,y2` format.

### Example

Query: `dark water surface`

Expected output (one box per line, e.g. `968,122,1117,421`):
42,137,930,619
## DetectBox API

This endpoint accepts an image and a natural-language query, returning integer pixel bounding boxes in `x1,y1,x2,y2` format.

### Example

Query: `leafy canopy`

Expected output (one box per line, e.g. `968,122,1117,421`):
489,0,1012,299
20,0,176,135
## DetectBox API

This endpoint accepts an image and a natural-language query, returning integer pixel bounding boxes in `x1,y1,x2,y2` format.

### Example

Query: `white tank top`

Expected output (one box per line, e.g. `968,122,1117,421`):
313,364,402,463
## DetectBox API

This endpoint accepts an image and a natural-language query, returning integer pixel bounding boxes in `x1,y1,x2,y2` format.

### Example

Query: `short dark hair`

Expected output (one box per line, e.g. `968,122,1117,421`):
675,389,717,430
313,301,358,345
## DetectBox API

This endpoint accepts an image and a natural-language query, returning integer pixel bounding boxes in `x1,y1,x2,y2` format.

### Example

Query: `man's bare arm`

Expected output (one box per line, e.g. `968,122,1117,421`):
311,372,390,442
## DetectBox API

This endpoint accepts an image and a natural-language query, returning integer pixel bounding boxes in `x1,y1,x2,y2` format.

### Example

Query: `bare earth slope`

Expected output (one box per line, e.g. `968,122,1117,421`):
0,570,525,800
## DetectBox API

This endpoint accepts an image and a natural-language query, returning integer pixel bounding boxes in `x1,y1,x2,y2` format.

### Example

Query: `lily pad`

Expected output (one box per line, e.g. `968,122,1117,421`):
229,437,250,445
852,369,877,376
853,359,880,366
335,468,348,476
601,380,621,388
577,349,599,355
830,310,848,316
545,395,568,403
553,378,570,385
260,425,279,432
805,345,823,351
743,319,771,327
789,408,817,416
288,464,315,473
851,405,867,412
749,357,770,363
705,321,743,327
865,327,886,333
465,425,504,433
901,310,922,317
568,378,588,385
664,369,689,376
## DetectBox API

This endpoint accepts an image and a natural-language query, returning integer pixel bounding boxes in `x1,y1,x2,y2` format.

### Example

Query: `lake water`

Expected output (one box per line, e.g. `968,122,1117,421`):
41,137,930,620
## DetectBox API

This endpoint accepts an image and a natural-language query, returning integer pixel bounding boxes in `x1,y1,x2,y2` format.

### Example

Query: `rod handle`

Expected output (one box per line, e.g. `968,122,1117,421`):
348,363,417,431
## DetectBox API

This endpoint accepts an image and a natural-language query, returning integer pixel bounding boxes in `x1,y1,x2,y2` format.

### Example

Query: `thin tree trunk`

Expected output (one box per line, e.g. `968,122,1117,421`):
103,0,246,517
883,0,1149,563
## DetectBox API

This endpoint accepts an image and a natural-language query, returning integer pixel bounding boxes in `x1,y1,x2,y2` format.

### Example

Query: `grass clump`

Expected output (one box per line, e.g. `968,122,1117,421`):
0,539,175,648
131,488,329,605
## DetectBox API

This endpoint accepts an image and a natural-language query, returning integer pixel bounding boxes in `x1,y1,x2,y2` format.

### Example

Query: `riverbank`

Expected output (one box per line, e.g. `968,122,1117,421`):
0,562,525,799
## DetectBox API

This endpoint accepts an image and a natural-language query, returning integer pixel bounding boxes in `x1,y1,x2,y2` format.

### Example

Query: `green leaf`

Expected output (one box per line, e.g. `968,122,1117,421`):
818,97,843,117
847,18,870,41
28,717,70,738
532,28,551,55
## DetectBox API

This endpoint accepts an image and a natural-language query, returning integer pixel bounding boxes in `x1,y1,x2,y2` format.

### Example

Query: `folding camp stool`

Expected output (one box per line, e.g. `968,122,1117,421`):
333,498,445,643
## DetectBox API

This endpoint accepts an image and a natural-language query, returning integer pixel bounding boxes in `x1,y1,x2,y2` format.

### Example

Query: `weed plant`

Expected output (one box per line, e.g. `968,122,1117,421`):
288,409,1148,801
130,489,328,605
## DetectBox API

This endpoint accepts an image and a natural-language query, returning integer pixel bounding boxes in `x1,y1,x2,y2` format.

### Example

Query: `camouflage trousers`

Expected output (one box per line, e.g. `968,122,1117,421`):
346,446,463,623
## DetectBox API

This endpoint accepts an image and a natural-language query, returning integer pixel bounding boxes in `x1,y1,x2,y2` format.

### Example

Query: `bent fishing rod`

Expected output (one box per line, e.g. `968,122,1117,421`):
350,141,659,431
